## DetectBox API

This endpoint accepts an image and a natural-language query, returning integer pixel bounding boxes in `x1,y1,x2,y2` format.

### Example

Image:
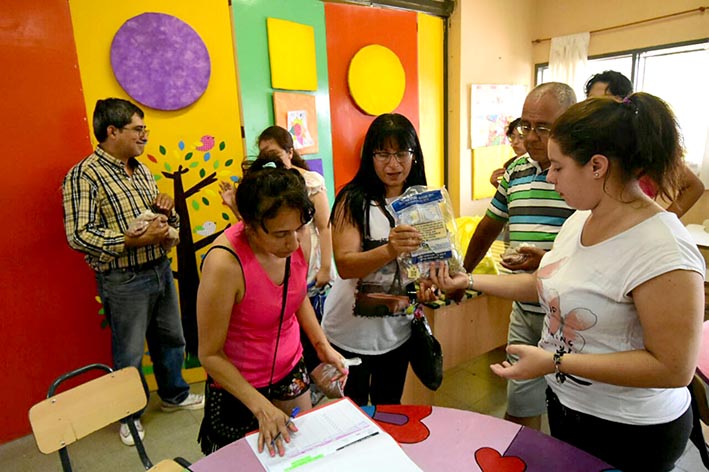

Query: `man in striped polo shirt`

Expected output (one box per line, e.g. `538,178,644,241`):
464,83,576,430
62,98,203,446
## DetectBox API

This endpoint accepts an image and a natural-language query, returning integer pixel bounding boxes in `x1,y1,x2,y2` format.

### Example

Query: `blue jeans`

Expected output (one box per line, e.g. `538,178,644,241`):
96,257,189,418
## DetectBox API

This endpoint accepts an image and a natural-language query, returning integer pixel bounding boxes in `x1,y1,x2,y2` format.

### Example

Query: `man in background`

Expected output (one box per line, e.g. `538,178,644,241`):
464,83,576,430
62,98,204,446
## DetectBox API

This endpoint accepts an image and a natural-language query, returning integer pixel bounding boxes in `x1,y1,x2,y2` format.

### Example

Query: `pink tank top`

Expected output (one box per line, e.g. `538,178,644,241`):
222,223,307,388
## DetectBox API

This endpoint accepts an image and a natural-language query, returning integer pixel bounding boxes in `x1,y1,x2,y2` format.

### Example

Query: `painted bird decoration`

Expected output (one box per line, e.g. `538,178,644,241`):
195,135,215,152
194,221,217,237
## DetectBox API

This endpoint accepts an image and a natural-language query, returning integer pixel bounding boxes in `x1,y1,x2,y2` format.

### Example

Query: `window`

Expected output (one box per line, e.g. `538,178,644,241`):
536,39,709,176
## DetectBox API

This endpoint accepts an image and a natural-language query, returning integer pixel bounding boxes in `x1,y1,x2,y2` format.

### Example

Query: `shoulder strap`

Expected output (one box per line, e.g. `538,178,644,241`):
199,244,239,271
267,256,291,394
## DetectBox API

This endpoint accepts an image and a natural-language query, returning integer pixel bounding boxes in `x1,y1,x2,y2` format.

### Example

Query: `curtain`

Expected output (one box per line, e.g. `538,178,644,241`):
548,32,590,100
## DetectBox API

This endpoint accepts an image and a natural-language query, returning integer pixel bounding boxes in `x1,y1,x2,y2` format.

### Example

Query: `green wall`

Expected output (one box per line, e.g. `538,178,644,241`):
232,0,335,203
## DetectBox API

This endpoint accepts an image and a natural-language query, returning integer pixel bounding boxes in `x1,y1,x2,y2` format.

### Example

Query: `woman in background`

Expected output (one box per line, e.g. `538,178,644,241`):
489,117,527,188
321,113,427,406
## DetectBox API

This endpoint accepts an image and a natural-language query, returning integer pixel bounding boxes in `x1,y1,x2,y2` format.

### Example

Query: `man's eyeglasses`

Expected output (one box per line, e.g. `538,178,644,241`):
516,122,551,138
373,150,413,163
121,126,150,137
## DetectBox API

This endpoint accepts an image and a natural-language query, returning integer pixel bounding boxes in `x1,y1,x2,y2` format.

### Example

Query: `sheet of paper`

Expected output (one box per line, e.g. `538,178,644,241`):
245,399,422,472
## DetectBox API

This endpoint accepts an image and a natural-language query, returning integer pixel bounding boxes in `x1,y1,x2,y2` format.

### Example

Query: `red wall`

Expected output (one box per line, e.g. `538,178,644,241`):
0,0,111,443
324,3,420,192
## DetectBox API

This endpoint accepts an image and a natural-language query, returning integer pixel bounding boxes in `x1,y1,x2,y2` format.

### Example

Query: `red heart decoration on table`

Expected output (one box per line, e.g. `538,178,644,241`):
475,447,527,472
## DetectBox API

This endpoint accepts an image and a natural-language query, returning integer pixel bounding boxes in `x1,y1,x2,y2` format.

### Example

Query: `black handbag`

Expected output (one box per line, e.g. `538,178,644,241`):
409,305,443,391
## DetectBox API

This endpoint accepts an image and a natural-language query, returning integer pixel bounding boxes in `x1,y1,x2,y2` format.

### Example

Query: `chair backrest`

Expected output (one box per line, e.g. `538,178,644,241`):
29,366,146,454
149,459,192,471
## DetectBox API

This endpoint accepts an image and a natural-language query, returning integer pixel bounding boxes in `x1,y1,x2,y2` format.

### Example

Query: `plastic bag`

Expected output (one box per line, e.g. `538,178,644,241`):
388,186,464,279
455,216,499,275
126,210,179,250
310,357,361,399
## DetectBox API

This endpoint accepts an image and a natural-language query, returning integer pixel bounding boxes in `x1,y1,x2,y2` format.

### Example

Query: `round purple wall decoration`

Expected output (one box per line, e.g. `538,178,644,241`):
110,13,211,110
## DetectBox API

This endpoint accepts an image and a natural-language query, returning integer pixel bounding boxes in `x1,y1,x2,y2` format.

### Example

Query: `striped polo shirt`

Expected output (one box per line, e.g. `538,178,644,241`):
62,146,178,272
486,155,574,314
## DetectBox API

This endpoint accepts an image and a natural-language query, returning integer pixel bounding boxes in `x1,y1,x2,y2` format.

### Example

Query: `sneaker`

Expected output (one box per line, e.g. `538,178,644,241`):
119,419,145,446
161,392,205,412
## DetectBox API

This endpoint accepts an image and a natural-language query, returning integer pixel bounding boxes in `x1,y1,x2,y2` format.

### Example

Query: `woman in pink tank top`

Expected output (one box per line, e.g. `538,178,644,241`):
196,159,346,457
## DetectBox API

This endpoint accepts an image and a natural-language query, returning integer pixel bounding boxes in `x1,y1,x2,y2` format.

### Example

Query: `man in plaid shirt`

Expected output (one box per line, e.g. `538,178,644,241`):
62,98,203,446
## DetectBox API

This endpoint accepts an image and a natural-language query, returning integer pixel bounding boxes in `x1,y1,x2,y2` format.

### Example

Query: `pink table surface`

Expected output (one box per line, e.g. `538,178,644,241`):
190,405,614,472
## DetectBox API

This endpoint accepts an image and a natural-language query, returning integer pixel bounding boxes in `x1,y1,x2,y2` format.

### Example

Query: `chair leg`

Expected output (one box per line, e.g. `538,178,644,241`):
689,383,709,470
58,447,73,472
174,457,194,470
127,420,154,470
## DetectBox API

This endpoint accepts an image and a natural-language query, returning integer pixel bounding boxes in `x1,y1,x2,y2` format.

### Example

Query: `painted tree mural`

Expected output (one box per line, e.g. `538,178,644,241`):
147,135,240,363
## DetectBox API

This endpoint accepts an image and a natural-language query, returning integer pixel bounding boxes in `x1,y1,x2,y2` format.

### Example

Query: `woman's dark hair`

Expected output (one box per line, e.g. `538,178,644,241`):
584,70,633,99
551,92,683,202
257,126,310,171
236,151,314,232
93,98,144,142
506,118,522,139
331,113,427,236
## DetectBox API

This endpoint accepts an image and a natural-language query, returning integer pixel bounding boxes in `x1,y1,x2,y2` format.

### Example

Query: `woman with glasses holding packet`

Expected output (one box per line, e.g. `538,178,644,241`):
321,113,427,406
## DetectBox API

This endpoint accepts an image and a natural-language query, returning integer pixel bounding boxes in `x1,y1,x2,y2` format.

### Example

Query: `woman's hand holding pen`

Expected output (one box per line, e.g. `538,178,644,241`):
387,224,422,258
255,401,298,457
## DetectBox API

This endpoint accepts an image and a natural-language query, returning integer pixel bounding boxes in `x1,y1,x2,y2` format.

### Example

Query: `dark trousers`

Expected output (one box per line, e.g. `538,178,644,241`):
546,388,692,472
333,339,410,406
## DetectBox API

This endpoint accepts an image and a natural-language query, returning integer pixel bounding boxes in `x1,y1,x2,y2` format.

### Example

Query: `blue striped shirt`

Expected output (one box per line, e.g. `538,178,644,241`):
486,156,574,314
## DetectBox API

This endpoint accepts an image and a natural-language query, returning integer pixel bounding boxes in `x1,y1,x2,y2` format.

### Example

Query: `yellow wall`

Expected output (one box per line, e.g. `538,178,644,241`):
417,13,445,189
447,0,535,216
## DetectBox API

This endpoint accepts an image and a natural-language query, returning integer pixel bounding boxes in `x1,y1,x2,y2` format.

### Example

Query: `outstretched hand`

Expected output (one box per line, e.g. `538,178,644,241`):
500,246,546,271
490,344,554,380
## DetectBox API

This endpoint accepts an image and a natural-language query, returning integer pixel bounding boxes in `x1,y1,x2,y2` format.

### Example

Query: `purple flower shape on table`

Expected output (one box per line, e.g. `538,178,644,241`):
110,12,211,110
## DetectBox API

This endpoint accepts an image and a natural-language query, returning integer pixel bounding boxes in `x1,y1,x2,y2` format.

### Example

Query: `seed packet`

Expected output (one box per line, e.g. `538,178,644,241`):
388,186,464,279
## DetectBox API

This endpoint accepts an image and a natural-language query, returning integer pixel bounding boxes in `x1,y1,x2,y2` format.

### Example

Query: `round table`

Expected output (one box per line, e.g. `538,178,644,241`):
190,404,615,471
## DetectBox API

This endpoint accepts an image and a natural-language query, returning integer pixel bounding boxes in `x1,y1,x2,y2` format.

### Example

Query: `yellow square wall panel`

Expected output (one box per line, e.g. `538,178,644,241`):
267,17,317,91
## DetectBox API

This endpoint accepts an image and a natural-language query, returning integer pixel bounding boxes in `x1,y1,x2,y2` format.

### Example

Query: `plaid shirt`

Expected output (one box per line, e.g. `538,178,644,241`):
62,146,178,272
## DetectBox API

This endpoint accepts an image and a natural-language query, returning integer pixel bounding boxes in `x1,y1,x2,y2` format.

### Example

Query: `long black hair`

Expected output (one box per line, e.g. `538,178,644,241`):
330,113,427,237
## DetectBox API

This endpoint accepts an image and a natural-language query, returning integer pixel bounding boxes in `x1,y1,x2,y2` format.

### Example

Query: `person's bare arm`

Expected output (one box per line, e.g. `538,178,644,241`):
463,215,506,272
331,204,420,280
491,269,704,388
310,190,333,286
666,164,704,217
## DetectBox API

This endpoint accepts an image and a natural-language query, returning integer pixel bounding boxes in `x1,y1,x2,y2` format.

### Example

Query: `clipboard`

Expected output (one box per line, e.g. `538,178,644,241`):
245,398,422,471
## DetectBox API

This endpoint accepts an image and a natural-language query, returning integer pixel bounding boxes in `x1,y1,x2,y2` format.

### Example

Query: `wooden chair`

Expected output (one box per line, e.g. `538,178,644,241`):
28,363,193,471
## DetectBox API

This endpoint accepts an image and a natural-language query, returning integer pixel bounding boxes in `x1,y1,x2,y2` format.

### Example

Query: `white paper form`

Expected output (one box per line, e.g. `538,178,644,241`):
245,398,422,472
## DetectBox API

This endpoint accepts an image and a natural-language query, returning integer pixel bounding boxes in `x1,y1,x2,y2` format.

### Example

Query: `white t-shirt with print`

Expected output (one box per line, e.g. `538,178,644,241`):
538,210,705,425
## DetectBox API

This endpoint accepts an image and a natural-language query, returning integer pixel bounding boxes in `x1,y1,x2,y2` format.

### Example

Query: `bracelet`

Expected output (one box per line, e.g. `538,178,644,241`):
467,272,475,291
553,350,566,384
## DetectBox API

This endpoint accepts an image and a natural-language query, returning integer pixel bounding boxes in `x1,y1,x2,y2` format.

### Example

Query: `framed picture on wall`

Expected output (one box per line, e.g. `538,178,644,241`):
273,91,319,155
469,84,527,149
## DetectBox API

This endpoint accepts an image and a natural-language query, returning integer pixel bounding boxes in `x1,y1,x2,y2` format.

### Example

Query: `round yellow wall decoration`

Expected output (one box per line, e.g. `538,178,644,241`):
348,44,406,116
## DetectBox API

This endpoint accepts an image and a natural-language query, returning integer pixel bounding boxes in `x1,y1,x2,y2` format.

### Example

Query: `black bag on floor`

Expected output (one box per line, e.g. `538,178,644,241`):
409,305,443,391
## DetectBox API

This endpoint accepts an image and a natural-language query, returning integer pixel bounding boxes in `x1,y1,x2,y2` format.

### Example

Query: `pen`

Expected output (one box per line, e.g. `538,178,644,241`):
272,406,300,446
335,431,379,451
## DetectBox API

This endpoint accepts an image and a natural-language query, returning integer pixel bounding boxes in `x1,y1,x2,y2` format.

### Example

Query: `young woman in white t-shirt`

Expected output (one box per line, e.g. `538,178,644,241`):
423,93,705,471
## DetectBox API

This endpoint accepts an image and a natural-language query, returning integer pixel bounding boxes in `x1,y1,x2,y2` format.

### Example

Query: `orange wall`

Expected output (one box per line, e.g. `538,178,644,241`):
0,0,110,443
325,3,420,192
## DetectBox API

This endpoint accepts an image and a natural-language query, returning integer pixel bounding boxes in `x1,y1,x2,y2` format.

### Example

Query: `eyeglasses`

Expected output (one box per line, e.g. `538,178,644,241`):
373,150,413,163
516,122,551,138
121,126,150,137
